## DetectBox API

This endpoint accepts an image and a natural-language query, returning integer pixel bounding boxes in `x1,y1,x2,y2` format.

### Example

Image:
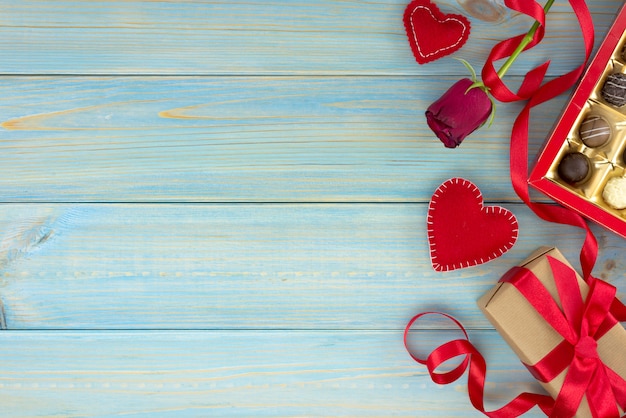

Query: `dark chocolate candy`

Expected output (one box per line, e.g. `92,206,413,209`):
601,73,626,107
579,115,611,147
558,152,591,185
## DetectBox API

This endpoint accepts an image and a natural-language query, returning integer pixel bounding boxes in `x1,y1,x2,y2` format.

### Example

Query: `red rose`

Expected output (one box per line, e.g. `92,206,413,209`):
426,78,493,148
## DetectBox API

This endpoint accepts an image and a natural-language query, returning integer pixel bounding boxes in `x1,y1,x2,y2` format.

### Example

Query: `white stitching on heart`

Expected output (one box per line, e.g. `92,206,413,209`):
410,5,468,58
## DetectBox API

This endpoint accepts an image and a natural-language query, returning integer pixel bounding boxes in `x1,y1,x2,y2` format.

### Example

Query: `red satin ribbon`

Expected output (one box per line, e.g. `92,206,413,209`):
493,0,600,282
407,0,626,416
405,258,626,416
480,0,598,281
404,312,555,416
481,0,550,103
500,256,626,417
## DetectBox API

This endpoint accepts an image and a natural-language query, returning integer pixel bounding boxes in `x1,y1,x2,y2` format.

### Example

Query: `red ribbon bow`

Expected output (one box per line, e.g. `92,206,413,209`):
404,258,626,416
500,256,626,417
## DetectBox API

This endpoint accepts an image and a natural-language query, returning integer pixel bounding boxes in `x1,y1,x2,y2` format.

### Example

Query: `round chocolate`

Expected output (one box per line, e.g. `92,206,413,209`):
603,176,626,209
601,73,626,107
579,115,611,148
557,152,592,185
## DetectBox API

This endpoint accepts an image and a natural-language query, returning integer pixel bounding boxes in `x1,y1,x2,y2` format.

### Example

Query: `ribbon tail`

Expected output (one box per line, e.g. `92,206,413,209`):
607,366,626,411
431,338,556,417
551,357,595,417
405,312,555,417
586,365,621,418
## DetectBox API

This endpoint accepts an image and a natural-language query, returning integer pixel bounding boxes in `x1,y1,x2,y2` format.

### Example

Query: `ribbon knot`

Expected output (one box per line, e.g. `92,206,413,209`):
574,336,598,360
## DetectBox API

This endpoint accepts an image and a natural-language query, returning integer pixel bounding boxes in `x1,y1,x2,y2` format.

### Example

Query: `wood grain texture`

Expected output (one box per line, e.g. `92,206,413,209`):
1,76,569,202
0,203,623,330
2,0,625,415
0,0,620,76
0,330,546,417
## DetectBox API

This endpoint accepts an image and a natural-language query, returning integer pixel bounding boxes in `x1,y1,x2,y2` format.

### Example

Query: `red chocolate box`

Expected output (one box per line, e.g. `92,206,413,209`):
530,5,626,238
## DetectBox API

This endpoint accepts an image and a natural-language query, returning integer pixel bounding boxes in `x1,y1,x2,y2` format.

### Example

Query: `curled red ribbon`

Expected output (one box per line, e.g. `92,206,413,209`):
481,0,597,279
481,0,550,102
404,312,555,416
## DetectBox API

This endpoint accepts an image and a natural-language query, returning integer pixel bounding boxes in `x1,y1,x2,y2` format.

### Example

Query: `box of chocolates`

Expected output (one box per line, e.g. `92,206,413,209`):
529,5,626,238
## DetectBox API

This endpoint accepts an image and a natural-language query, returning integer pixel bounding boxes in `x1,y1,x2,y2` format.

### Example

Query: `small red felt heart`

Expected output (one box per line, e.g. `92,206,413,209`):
403,0,471,65
427,178,518,272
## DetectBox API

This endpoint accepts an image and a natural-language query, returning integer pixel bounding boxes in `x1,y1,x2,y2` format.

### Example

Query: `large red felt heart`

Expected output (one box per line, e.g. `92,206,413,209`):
403,0,471,64
427,178,518,272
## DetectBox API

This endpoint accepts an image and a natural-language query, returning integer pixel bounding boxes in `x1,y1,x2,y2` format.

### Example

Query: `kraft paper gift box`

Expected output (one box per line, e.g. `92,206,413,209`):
478,247,626,417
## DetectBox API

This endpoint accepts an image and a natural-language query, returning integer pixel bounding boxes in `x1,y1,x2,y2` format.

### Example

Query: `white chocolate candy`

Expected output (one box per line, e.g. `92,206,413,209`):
603,175,626,209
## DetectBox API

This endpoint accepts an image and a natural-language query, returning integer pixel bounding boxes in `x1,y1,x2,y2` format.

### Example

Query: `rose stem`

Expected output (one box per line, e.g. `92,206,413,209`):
496,0,556,79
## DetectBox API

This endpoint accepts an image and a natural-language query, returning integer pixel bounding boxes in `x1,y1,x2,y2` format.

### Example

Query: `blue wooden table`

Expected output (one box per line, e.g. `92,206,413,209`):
1,1,625,416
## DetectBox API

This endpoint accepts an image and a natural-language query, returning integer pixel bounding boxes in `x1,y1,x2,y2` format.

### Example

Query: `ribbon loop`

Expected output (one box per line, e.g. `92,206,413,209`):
404,311,555,416
481,0,549,102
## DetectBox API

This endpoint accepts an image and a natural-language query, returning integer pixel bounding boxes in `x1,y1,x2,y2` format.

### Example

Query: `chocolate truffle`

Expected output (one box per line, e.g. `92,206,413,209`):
579,115,611,147
603,176,626,209
601,73,626,107
557,152,592,185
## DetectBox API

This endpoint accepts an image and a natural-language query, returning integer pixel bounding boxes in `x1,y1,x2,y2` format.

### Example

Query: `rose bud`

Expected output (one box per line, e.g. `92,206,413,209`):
425,78,493,148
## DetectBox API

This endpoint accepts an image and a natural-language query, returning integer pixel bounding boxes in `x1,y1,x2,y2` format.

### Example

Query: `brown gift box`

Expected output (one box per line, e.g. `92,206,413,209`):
477,247,626,417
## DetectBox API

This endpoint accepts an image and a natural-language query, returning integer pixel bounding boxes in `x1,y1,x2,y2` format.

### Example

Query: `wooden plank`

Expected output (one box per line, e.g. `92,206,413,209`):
0,0,619,75
1,75,570,202
0,203,623,330
0,330,546,417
